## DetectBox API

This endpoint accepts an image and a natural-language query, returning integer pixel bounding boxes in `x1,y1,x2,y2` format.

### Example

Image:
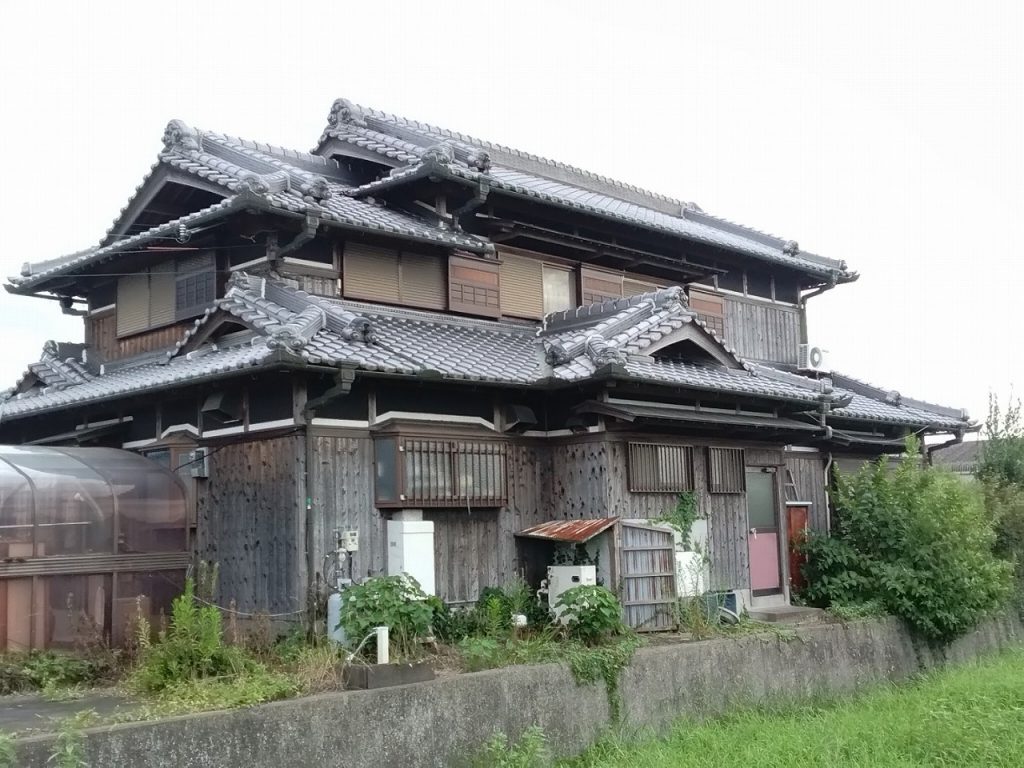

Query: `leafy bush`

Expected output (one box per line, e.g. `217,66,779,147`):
978,394,1024,588
800,438,1013,642
471,726,550,768
555,586,625,644
340,574,432,658
457,634,562,672
131,578,252,692
428,597,475,644
0,733,14,768
827,601,887,622
0,652,111,696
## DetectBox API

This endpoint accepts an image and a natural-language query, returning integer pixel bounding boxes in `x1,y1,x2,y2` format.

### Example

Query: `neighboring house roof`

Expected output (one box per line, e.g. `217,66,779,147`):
0,277,970,434
8,120,490,295
932,440,985,473
319,99,855,283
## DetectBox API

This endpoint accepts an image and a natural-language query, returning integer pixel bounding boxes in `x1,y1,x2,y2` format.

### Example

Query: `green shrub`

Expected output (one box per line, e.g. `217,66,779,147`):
131,578,252,692
471,726,549,768
340,574,432,658
0,733,15,768
555,586,625,644
428,597,476,644
801,437,1013,642
978,394,1024,589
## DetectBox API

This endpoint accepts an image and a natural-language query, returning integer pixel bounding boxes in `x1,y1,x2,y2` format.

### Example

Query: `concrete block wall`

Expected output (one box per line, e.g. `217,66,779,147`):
14,612,1022,768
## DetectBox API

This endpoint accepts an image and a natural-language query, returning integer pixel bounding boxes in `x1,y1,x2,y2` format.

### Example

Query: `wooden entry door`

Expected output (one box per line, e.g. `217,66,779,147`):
746,468,782,595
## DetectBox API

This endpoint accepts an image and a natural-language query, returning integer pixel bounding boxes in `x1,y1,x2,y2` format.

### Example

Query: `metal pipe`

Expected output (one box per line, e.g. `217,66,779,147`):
269,214,320,262
452,180,490,232
926,430,964,465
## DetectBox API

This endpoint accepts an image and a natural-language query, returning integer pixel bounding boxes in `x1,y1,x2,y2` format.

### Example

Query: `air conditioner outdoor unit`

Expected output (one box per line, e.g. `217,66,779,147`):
798,343,830,373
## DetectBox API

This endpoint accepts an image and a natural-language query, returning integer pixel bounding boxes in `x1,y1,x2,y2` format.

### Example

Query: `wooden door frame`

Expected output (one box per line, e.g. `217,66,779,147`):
745,464,789,602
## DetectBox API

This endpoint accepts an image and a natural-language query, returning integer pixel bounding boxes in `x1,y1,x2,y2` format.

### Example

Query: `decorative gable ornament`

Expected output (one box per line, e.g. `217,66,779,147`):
162,119,201,152
422,142,455,167
467,148,492,172
327,98,367,128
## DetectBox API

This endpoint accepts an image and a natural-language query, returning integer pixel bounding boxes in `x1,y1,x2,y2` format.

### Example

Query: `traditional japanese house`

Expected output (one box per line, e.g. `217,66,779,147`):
0,99,972,642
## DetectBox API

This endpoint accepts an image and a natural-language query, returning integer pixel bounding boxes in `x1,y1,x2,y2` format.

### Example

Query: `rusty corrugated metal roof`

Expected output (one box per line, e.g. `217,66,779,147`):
515,517,619,543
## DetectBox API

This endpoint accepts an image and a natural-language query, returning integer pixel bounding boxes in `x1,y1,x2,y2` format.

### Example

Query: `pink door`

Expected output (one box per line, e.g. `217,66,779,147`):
746,469,782,594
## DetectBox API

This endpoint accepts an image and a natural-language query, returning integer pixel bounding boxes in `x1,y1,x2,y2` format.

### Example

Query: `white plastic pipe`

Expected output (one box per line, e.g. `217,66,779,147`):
375,626,389,665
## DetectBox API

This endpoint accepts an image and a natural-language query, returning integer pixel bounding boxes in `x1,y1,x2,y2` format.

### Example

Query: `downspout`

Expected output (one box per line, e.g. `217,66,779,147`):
798,278,838,345
301,365,357,631
269,213,320,263
452,180,490,233
926,429,964,466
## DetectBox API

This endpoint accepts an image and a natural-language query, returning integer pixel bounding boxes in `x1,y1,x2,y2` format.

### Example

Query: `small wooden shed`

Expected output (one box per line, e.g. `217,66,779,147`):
516,517,678,632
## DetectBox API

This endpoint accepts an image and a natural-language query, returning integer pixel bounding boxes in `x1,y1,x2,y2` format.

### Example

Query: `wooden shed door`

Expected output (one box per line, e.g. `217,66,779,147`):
618,522,678,632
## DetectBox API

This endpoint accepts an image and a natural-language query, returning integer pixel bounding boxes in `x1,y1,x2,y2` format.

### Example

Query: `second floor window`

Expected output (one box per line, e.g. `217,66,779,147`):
688,287,726,338
542,264,575,314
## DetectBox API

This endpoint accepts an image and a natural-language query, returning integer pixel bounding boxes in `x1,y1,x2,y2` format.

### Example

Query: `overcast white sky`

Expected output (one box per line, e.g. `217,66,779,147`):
0,1,1020,427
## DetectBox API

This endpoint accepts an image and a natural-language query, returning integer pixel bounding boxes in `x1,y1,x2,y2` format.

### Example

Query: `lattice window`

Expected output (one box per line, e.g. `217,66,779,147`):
449,254,500,317
707,447,745,493
689,287,726,339
375,437,507,507
175,253,217,321
628,443,694,492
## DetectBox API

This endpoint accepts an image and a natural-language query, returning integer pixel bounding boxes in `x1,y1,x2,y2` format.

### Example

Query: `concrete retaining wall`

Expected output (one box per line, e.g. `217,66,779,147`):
14,613,1023,767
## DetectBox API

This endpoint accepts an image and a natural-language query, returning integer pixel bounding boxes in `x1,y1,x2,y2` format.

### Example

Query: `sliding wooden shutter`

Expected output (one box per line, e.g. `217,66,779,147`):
398,252,446,310
500,252,544,319
581,267,623,305
623,277,660,297
343,243,401,303
116,273,150,337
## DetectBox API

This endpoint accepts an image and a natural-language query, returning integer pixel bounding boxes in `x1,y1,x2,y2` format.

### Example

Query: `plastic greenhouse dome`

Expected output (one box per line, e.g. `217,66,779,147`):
0,446,189,651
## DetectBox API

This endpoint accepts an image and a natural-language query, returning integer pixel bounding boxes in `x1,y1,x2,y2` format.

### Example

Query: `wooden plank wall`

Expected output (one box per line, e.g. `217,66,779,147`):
785,452,830,532
423,509,501,603
306,433,385,585
723,296,801,364
196,434,306,616
546,439,614,518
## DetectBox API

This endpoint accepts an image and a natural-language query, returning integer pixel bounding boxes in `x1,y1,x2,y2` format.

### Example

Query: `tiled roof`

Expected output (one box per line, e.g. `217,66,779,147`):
7,121,489,294
1,278,967,434
0,341,275,419
320,98,852,281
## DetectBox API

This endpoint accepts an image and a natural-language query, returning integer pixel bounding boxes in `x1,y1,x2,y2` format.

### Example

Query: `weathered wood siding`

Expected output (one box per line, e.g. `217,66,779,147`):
546,438,614,518
196,434,306,616
424,509,501,604
785,452,830,533
86,312,191,361
109,322,194,361
724,296,801,364
306,433,385,585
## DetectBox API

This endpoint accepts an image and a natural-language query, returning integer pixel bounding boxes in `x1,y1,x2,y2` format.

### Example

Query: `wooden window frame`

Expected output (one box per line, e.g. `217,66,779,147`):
688,287,726,338
628,442,694,493
374,436,508,508
449,254,501,318
707,447,746,494
175,254,217,321
581,267,624,305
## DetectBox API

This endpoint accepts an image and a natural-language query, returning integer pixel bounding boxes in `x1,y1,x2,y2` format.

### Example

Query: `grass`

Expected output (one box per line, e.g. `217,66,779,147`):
563,649,1024,768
